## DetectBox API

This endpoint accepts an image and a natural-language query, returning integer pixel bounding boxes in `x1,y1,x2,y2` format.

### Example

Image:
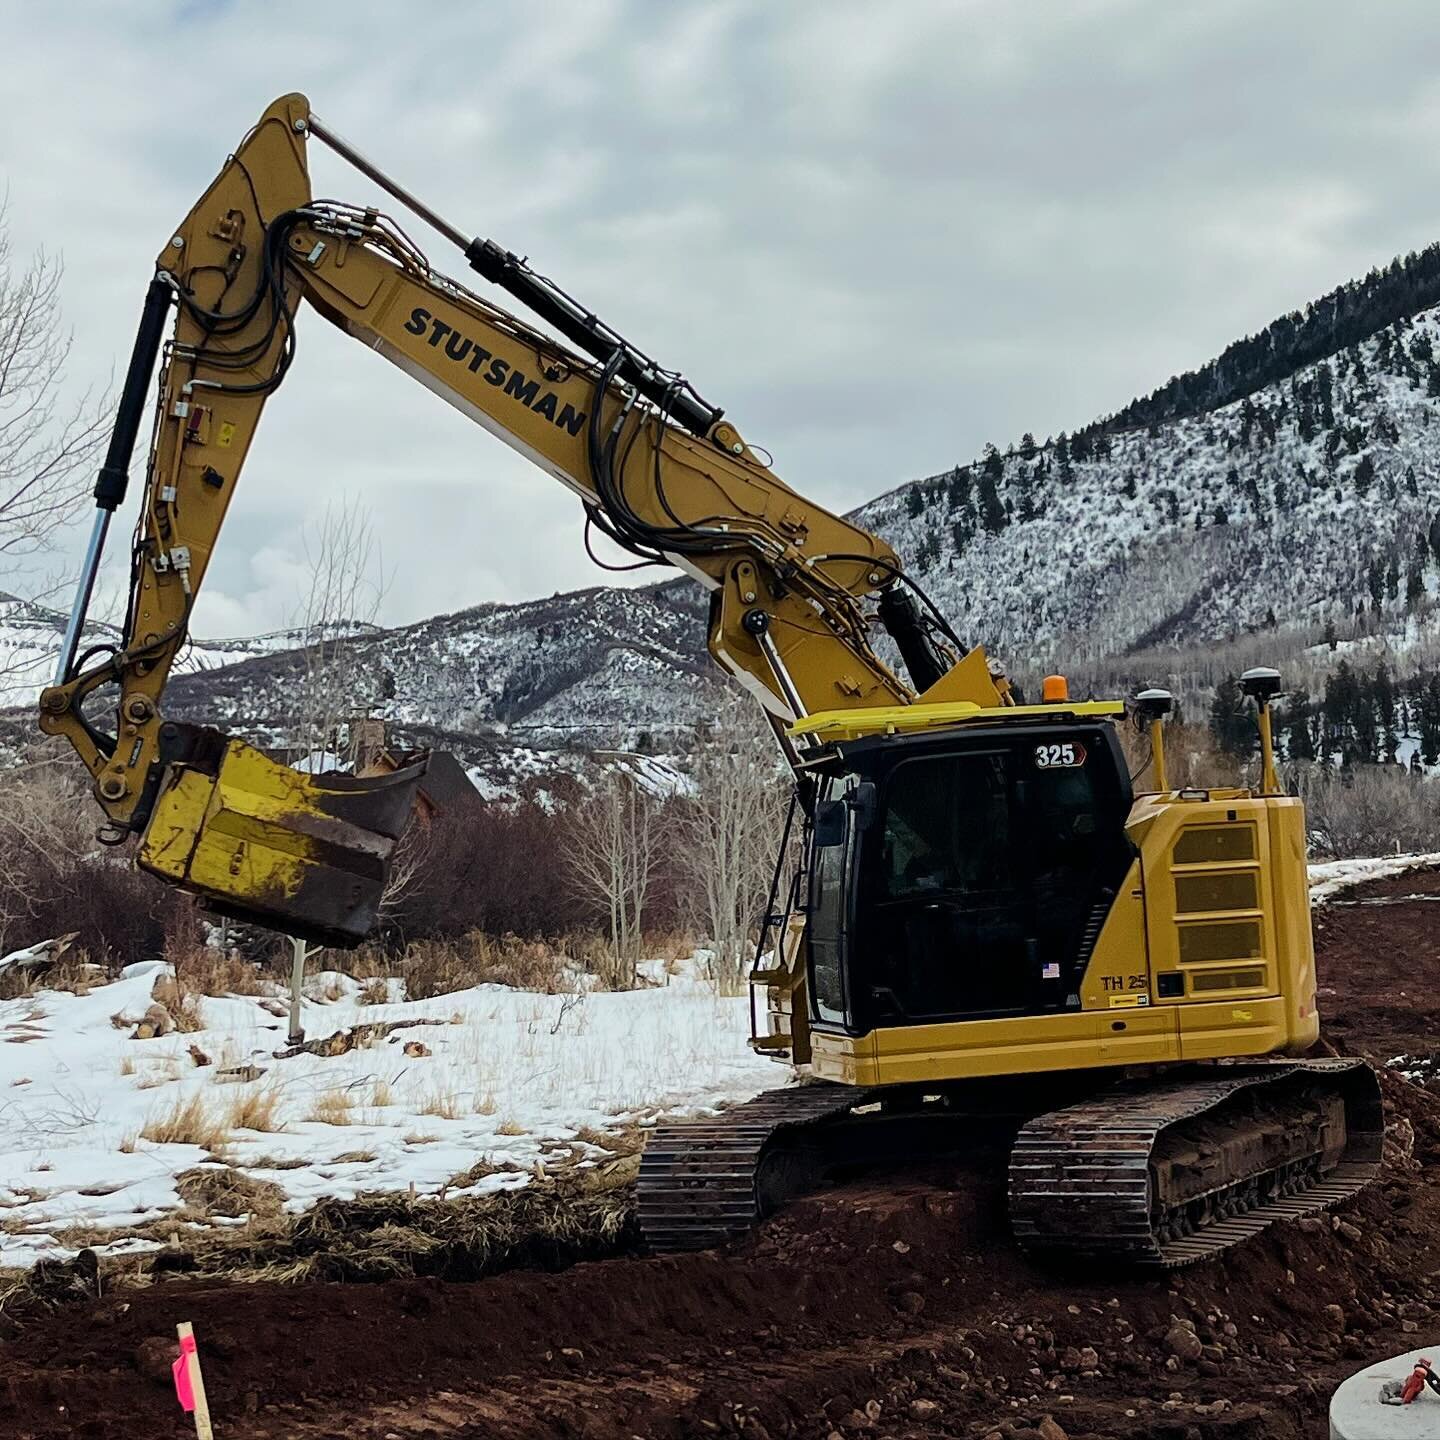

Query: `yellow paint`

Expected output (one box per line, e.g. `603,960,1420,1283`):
216,421,236,448
788,698,1124,744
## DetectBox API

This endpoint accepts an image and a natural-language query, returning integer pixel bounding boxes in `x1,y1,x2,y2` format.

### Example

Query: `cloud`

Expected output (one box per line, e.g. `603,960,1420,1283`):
4,0,1440,633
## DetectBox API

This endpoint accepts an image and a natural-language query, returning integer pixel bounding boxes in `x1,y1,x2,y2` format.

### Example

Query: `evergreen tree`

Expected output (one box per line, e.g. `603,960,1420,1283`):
1019,431,1037,461
905,487,924,519
1367,560,1385,607
947,467,972,512
1407,565,1426,607
1210,674,1253,760
1375,662,1398,760
1316,363,1336,428
1054,432,1072,482
977,475,1007,534
1354,453,1376,495
1284,689,1315,761
1421,675,1440,766
1324,618,1339,651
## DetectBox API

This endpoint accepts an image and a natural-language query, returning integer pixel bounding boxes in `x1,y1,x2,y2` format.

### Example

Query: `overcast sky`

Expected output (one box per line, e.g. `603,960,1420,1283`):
4,0,1440,636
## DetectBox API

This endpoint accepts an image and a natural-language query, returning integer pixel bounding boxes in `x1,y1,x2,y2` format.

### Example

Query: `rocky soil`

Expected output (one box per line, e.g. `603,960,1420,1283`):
4,871,1440,1440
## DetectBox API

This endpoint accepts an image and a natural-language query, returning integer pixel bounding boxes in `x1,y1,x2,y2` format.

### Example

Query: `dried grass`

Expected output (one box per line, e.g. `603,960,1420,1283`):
495,1118,526,1137
167,1162,637,1285
358,978,390,1006
0,947,97,1001
418,1089,462,1121
223,1085,285,1134
574,1123,647,1158
175,1166,286,1220
140,1093,228,1148
306,1089,355,1126
150,976,204,1034
172,945,272,997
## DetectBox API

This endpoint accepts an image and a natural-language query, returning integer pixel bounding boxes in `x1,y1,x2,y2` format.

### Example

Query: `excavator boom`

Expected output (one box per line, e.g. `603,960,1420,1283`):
38,93,1001,944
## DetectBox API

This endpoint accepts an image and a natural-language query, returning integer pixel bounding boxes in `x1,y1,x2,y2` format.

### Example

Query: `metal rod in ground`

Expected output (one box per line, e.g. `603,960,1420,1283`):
286,936,307,1046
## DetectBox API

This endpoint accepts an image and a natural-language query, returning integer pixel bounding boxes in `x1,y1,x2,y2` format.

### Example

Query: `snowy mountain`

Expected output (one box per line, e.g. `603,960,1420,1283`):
156,582,715,786
0,593,375,708
859,311,1440,675
12,244,1440,774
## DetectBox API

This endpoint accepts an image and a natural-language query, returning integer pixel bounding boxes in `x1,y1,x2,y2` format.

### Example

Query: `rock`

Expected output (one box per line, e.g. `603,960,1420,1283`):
895,1290,925,1315
132,1002,174,1040
909,1400,941,1421
1324,1304,1346,1331
1336,1220,1363,1243
187,1044,211,1067
402,1040,431,1058
132,1335,176,1384
1403,1319,1419,1333
1077,1347,1099,1370
892,1240,911,1254
1384,1116,1419,1171
1036,1419,1069,1440
1165,1322,1204,1362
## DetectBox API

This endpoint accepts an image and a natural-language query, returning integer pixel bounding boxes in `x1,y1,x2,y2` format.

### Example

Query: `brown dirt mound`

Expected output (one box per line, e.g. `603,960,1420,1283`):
2,872,1439,1440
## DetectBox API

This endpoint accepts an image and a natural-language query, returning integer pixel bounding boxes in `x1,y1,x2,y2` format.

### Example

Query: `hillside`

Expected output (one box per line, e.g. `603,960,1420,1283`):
12,247,1440,772
862,307,1440,679
158,582,713,778
0,594,371,708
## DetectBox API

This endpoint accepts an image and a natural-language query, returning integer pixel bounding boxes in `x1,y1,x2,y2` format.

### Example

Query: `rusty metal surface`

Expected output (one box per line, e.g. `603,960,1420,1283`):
1008,1058,1384,1268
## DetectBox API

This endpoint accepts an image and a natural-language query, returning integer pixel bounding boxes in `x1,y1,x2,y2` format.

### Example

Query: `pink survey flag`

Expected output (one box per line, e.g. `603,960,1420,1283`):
172,1331,197,1412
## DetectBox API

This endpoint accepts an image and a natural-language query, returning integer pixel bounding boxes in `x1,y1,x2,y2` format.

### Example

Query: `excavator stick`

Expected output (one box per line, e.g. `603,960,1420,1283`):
135,725,426,947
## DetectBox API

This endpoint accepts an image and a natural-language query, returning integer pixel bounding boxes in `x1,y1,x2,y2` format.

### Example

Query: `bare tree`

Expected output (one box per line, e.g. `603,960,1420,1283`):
1292,762,1440,859
562,771,661,988
286,499,386,768
0,203,108,568
672,696,791,994
0,752,96,954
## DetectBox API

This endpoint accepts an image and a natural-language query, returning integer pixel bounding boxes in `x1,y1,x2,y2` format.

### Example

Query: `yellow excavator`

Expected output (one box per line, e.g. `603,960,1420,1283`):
39,93,1380,1267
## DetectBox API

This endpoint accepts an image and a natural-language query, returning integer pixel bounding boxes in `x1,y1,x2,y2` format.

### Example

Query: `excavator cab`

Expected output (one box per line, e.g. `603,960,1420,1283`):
805,716,1134,1036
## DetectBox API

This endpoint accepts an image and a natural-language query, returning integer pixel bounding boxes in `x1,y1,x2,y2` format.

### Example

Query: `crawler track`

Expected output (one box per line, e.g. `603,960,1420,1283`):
640,1059,1384,1266
637,1082,865,1251
1008,1057,1383,1265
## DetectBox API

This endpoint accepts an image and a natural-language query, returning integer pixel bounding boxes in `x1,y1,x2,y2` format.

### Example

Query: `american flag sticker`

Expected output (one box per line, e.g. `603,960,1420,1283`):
1042,962,1060,980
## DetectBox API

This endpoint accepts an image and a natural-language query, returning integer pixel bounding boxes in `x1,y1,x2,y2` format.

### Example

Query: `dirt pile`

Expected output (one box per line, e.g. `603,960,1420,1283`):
2,868,1439,1440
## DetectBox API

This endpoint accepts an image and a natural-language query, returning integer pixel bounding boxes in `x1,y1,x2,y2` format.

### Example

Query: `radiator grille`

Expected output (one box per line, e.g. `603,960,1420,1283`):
1175,871,1259,913
1190,966,1267,992
1174,825,1256,864
1178,919,1263,964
